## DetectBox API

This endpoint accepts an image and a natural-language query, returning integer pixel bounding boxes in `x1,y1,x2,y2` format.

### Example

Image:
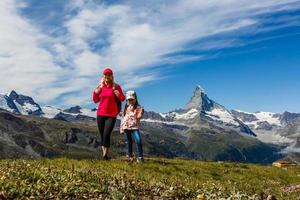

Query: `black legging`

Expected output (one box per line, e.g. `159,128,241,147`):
97,116,116,148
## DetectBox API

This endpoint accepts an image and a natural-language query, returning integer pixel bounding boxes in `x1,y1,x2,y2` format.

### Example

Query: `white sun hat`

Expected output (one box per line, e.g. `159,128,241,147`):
126,90,136,100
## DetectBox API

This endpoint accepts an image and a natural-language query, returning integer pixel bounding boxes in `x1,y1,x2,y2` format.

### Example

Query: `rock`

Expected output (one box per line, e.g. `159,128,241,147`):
0,191,7,200
63,106,82,114
197,193,205,200
64,128,79,144
143,111,166,121
280,112,300,125
257,121,273,130
231,110,259,122
267,195,277,200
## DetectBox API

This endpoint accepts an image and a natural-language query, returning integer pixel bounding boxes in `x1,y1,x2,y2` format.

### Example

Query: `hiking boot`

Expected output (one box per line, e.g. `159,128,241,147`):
127,156,134,163
137,157,144,163
103,155,111,160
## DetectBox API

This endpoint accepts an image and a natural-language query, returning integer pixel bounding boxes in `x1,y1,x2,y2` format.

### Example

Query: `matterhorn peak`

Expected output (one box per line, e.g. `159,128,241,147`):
185,85,213,111
195,85,205,93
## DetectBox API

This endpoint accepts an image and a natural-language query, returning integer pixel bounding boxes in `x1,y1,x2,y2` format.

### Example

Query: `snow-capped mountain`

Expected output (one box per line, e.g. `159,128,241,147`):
41,106,63,118
3,88,299,146
143,85,256,137
0,88,294,163
0,91,43,115
231,110,282,130
280,111,300,126
232,110,300,132
50,106,96,123
231,110,300,146
39,105,96,123
0,91,96,122
41,105,95,120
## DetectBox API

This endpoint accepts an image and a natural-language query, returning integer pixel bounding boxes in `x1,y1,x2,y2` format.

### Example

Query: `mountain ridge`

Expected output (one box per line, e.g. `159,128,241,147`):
1,86,299,163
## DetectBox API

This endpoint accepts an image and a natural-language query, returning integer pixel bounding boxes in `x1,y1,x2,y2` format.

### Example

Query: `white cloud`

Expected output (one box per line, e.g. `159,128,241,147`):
61,0,299,76
0,0,64,102
1,0,300,107
256,132,294,144
281,142,300,154
74,51,102,76
121,73,158,89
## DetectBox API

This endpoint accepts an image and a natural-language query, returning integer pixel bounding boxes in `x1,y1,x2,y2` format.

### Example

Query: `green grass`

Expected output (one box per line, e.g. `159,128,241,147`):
0,158,299,199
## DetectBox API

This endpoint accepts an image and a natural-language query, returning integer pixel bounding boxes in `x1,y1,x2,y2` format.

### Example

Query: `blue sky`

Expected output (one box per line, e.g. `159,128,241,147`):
0,0,300,113
139,26,300,113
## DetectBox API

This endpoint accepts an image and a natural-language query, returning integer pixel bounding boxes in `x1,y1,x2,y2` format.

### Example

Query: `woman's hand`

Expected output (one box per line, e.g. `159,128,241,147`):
100,77,106,87
94,85,102,94
113,89,120,97
94,78,104,94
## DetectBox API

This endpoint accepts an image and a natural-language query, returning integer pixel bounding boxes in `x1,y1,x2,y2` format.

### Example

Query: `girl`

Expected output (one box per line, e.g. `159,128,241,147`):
120,90,144,162
93,68,125,160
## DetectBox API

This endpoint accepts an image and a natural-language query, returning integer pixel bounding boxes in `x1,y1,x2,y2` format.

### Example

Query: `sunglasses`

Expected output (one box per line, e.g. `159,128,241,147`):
128,99,135,101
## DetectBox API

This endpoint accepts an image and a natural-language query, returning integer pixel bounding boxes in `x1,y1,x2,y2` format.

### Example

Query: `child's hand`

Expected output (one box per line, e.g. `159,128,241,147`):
136,107,144,119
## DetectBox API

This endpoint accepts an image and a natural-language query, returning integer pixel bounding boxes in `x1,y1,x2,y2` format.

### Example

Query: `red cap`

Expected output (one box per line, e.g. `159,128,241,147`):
103,68,113,75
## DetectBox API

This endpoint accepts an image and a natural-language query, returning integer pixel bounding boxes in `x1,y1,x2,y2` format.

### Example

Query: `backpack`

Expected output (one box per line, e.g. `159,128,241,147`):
112,83,122,114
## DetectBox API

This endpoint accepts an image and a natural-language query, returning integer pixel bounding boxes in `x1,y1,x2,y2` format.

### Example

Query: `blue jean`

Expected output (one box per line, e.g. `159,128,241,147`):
124,129,143,158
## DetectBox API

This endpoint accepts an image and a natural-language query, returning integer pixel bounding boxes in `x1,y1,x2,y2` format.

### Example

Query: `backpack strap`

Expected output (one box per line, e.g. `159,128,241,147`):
112,82,121,113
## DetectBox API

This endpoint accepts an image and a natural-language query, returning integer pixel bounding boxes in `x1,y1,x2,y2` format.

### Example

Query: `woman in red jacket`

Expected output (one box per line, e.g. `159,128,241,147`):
93,68,125,160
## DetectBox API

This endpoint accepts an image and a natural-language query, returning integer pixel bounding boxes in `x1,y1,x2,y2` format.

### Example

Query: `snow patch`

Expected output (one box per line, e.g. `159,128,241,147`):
233,109,253,115
42,106,96,119
254,111,281,125
0,95,14,112
159,113,167,118
23,102,39,112
161,109,199,121
80,108,96,118
234,110,281,129
14,101,27,115
206,108,239,126
13,101,40,115
141,118,185,126
41,106,62,118
174,109,199,120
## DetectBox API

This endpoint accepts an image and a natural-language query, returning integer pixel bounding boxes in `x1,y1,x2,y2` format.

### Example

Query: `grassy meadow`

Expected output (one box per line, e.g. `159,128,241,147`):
0,158,299,199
